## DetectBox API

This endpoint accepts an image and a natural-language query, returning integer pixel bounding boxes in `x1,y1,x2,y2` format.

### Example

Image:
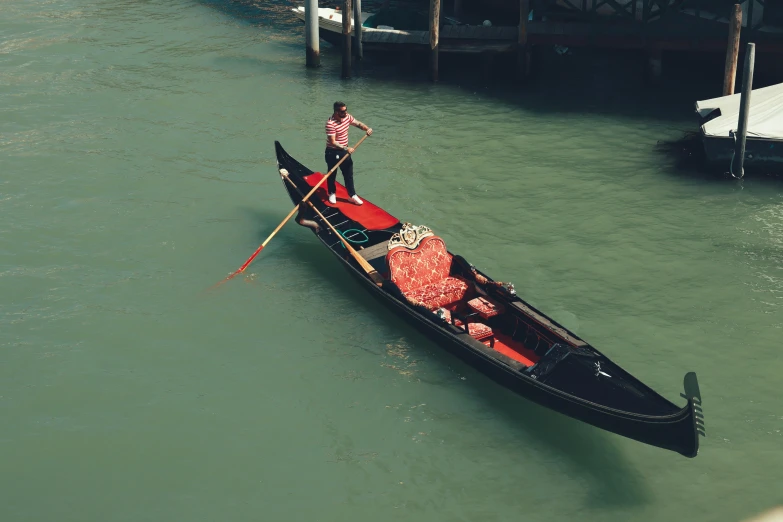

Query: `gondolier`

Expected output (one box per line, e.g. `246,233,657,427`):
325,101,372,206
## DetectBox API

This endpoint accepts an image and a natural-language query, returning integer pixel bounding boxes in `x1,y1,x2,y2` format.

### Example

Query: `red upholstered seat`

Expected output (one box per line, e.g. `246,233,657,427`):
406,277,470,310
387,236,471,310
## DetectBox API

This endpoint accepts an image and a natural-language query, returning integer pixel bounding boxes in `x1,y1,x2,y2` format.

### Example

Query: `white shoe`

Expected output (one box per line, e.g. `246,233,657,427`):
351,194,363,205
328,193,337,204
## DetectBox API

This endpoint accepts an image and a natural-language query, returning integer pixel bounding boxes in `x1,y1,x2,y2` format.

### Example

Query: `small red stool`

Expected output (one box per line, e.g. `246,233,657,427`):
434,308,495,346
467,296,505,320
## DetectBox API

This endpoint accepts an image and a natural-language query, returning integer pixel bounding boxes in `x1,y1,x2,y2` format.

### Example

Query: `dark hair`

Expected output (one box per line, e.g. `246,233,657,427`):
333,101,346,112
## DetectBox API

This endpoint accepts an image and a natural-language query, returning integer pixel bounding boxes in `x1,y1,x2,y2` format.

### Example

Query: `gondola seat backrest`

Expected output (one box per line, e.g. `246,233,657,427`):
386,235,471,310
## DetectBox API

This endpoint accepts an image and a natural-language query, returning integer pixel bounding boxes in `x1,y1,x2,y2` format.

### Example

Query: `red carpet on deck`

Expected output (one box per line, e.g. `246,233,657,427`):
488,333,539,366
303,173,400,231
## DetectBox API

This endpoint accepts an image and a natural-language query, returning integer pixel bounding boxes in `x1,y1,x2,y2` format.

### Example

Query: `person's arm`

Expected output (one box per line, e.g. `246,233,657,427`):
326,133,346,150
351,118,373,135
327,134,353,153
326,120,349,151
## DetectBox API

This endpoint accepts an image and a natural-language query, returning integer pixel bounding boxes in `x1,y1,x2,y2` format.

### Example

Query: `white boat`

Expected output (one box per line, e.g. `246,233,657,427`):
695,82,783,170
291,6,461,46
291,6,373,44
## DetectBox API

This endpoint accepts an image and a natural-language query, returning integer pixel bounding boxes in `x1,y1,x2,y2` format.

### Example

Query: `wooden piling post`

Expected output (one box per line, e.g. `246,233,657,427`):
731,42,755,179
517,0,530,81
723,4,743,95
305,0,320,67
429,0,441,82
354,0,363,60
342,0,352,79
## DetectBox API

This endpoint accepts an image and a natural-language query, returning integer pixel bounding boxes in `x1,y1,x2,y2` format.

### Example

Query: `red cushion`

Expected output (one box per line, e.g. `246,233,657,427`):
387,236,452,294
431,308,493,340
407,277,470,310
464,321,493,340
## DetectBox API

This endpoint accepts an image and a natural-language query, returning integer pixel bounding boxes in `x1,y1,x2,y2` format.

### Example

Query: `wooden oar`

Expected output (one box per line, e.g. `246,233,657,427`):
281,170,384,286
215,134,370,286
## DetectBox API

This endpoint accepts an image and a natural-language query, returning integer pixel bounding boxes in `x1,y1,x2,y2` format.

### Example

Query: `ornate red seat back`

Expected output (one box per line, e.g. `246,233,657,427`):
387,236,453,294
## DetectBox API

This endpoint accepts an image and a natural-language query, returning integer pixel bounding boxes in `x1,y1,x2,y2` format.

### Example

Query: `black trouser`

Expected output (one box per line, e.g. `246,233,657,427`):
325,147,356,197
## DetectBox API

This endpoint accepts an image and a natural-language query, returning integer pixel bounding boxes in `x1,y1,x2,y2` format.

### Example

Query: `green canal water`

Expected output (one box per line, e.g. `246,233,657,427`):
2,1,782,520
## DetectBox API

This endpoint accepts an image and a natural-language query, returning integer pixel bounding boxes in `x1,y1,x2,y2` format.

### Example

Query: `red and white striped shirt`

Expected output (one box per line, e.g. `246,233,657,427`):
325,114,355,148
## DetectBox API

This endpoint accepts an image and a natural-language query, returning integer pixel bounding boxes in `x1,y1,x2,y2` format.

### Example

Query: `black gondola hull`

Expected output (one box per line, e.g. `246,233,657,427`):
340,243,699,457
273,141,702,458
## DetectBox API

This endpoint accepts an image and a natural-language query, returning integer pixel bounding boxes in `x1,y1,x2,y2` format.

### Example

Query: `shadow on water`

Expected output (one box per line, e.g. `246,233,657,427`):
242,205,652,508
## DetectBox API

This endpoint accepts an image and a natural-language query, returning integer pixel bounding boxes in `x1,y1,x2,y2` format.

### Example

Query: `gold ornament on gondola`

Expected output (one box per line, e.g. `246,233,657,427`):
471,267,516,295
387,222,434,251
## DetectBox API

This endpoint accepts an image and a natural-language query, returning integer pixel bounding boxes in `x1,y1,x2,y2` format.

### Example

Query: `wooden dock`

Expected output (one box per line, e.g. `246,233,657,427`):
305,0,783,82
361,25,517,53
360,18,783,54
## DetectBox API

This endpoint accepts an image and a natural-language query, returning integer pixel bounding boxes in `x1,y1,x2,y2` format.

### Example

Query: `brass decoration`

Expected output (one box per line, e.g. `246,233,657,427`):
471,267,516,295
387,222,434,251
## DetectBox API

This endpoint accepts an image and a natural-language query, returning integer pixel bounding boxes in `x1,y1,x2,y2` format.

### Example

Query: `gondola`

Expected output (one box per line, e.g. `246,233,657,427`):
274,141,704,458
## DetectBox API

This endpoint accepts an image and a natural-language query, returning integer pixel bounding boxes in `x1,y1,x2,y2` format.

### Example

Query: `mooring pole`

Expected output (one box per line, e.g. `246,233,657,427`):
723,4,743,95
731,42,755,178
305,0,320,67
429,0,441,82
354,0,363,60
517,0,530,81
342,0,352,79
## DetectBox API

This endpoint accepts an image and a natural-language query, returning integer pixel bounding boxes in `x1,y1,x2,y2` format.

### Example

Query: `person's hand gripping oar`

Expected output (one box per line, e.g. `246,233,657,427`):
210,134,370,289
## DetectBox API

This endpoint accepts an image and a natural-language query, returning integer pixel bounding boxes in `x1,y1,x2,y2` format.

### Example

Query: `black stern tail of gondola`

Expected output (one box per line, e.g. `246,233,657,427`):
680,371,705,458
576,371,703,458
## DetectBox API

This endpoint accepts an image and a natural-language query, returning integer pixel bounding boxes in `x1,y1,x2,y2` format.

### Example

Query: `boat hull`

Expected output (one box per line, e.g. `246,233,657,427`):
341,241,700,457
291,6,369,46
702,134,783,173
274,141,702,458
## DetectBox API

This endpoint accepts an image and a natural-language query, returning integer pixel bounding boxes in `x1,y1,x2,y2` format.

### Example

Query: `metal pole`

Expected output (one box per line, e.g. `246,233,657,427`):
722,4,742,95
731,42,755,179
429,0,440,82
354,0,363,60
305,0,320,67
342,0,352,79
